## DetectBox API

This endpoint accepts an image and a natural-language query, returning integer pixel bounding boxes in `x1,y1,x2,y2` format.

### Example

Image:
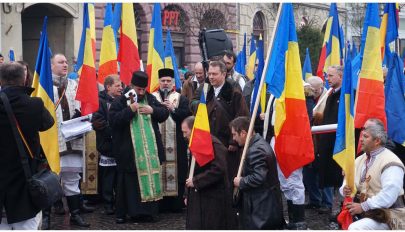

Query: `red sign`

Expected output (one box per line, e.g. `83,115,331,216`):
162,10,180,27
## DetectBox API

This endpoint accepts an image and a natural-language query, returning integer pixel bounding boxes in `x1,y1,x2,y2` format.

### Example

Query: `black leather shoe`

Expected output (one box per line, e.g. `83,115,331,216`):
80,202,95,213
116,218,126,224
104,204,115,215
70,213,90,227
53,201,66,215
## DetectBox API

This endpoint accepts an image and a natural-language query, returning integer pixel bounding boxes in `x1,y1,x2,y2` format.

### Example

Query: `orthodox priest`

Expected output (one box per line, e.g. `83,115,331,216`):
152,68,191,213
109,71,170,223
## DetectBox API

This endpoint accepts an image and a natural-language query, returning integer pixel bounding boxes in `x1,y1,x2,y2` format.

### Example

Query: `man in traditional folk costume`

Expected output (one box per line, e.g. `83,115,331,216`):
109,71,169,224
51,54,92,227
342,118,405,230
152,68,191,213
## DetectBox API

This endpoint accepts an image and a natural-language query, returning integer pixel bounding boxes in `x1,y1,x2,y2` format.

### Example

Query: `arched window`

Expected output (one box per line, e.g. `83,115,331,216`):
252,11,266,42
162,4,187,32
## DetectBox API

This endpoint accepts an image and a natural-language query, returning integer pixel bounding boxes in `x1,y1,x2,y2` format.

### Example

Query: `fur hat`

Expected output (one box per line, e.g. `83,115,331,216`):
158,68,174,79
131,71,148,88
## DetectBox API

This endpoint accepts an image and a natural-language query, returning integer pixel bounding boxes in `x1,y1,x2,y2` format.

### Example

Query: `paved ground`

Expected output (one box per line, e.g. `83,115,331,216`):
50,192,343,230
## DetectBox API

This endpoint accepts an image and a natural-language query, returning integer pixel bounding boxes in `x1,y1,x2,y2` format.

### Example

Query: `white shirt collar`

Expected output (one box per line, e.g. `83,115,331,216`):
213,82,225,97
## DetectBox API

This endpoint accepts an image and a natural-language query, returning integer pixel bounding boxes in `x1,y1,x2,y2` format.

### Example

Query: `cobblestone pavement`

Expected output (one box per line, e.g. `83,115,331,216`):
50,192,343,230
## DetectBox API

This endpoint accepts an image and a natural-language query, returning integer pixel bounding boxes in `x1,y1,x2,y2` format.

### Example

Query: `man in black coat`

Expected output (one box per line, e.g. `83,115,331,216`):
231,117,284,229
91,74,123,215
317,65,344,215
109,71,169,224
0,62,54,229
182,116,230,230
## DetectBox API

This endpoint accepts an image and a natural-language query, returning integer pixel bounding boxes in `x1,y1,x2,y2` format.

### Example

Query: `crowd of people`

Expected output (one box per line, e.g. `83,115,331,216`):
0,49,404,230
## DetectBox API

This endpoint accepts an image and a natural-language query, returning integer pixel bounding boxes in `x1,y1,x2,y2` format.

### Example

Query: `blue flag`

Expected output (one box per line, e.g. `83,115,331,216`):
164,30,182,91
302,48,312,80
8,48,15,62
385,51,405,146
235,33,247,75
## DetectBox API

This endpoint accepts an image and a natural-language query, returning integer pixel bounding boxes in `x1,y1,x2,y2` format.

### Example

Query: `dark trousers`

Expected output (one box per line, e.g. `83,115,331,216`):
99,165,117,205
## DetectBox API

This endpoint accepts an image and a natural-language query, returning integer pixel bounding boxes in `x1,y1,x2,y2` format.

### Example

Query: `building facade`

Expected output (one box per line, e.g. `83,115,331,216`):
0,3,359,76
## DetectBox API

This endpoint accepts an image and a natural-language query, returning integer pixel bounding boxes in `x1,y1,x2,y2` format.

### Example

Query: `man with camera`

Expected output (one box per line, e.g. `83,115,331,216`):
152,68,190,213
0,62,54,229
109,71,169,224
341,118,405,230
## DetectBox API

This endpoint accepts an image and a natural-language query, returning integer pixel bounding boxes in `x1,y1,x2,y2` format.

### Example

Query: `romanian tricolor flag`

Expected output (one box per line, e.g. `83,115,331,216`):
164,30,182,91
385,52,405,147
265,3,314,178
246,35,257,80
316,3,344,88
380,3,399,61
250,35,265,114
76,3,98,116
31,17,60,173
146,3,165,93
354,3,386,129
117,3,141,85
333,53,356,195
98,3,118,85
235,33,247,76
302,48,312,80
189,91,214,167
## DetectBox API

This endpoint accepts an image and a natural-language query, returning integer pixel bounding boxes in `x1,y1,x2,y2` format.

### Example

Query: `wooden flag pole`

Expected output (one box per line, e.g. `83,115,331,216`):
234,3,283,190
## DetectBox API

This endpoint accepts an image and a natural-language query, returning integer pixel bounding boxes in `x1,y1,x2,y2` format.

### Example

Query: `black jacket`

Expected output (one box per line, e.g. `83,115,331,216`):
92,90,114,157
239,133,284,229
0,86,54,223
109,92,169,172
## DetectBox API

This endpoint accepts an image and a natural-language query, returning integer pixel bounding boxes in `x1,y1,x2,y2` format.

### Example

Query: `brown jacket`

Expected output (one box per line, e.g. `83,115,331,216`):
181,77,199,103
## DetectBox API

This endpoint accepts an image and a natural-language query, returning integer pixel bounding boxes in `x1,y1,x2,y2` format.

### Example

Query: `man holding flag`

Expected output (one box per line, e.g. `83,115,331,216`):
341,119,405,230
182,116,230,229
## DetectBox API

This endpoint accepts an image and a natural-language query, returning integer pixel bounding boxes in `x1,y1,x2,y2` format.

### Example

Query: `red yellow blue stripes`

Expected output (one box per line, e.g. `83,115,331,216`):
189,91,214,166
147,3,164,93
76,3,98,116
31,17,60,173
355,3,386,129
116,3,141,85
265,4,314,178
98,3,118,84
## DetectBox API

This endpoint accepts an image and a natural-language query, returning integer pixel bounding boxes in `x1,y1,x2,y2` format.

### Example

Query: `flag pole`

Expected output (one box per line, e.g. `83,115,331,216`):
234,3,283,189
188,157,196,179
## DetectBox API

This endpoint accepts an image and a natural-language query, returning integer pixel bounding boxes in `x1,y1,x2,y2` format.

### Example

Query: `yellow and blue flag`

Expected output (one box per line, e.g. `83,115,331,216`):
235,33,247,76
302,48,312,80
164,30,182,91
31,17,60,173
146,3,165,93
333,52,356,195
265,4,314,178
355,3,386,129
385,51,405,147
246,35,256,80
189,91,214,167
98,3,118,85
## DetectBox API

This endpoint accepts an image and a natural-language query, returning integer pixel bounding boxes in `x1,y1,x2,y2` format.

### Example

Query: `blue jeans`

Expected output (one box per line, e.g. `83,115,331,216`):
303,165,333,208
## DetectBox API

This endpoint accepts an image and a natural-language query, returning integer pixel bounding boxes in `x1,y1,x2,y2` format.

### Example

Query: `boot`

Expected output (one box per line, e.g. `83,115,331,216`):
287,204,308,230
53,199,65,215
41,207,51,230
104,203,115,215
80,195,95,213
66,195,91,227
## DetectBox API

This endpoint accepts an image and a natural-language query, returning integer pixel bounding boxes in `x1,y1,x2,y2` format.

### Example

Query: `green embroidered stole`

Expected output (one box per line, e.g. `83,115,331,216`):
130,97,163,202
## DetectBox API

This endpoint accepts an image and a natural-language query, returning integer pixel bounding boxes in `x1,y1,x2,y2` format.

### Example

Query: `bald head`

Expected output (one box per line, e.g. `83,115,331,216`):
307,76,324,98
51,54,68,77
194,62,205,83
